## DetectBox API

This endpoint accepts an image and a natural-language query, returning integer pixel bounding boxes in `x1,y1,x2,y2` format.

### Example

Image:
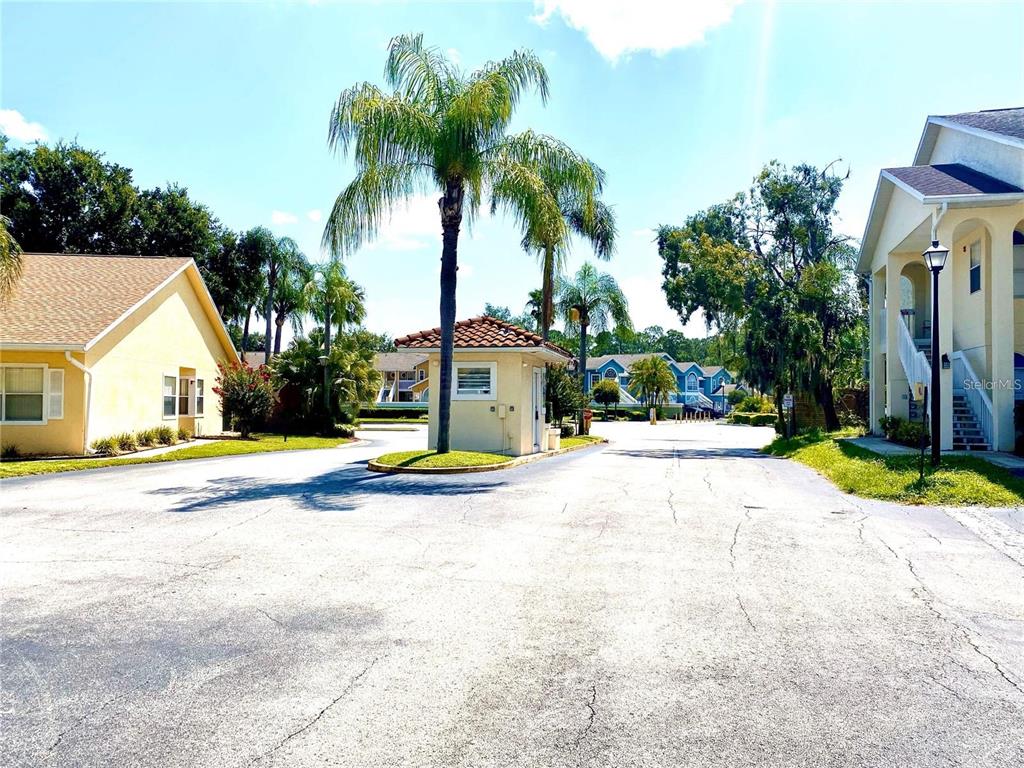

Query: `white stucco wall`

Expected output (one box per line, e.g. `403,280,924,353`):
929,126,1024,187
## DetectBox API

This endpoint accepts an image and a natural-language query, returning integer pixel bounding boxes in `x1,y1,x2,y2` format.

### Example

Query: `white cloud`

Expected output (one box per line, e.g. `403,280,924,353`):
364,194,441,252
0,109,47,142
531,0,743,62
446,47,462,66
271,210,298,225
306,209,322,223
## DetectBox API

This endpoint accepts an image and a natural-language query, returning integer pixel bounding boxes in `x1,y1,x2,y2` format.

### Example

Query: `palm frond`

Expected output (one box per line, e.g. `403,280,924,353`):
385,33,459,104
328,82,437,170
321,163,425,256
469,49,549,109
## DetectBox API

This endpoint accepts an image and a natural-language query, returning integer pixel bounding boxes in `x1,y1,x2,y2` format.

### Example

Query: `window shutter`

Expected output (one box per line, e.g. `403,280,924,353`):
48,369,64,419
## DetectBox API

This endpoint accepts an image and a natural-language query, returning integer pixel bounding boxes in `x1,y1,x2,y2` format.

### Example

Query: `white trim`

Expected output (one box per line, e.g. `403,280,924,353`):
0,342,86,351
399,346,570,363
0,363,49,425
452,361,497,401
195,377,205,417
85,262,191,351
924,116,1024,153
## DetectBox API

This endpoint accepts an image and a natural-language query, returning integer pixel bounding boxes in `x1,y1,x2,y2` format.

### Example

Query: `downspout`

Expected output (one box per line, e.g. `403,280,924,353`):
65,351,92,455
930,201,948,242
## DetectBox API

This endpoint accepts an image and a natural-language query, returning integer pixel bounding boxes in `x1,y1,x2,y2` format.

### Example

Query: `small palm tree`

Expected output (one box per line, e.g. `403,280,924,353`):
261,236,304,364
525,288,544,332
629,356,679,418
304,259,366,414
271,251,313,354
516,170,616,339
0,214,23,304
323,33,595,453
557,262,631,392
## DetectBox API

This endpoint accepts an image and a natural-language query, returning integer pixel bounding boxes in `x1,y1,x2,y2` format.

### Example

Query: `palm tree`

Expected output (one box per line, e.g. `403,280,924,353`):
261,236,303,364
323,33,596,454
271,251,313,354
557,262,631,394
304,259,366,414
237,227,275,353
0,214,23,304
628,356,679,418
517,171,616,339
525,288,544,332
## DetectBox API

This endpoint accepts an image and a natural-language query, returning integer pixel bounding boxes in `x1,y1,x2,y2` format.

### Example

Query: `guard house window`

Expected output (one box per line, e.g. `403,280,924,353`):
2,367,45,423
969,241,981,294
454,362,496,400
163,376,177,418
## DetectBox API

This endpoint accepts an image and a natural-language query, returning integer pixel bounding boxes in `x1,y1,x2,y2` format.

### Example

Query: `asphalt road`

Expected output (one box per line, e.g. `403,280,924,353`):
2,421,1023,767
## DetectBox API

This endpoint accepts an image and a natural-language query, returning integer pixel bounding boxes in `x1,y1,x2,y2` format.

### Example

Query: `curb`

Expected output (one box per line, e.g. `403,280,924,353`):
367,437,608,475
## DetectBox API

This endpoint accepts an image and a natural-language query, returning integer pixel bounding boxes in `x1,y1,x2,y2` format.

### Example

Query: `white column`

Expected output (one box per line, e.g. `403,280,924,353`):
870,268,886,433
936,219,956,450
885,257,909,420
990,225,1015,451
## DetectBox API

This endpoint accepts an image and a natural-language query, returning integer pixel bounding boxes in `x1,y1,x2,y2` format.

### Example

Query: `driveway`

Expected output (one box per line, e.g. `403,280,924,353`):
2,422,1022,767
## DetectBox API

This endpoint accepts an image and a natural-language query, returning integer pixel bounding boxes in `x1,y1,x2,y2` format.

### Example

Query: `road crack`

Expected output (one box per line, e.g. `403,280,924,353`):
247,654,385,765
572,684,597,750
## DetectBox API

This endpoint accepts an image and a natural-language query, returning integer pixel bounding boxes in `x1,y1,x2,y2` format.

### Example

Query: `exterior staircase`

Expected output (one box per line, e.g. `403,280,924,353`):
905,335,989,451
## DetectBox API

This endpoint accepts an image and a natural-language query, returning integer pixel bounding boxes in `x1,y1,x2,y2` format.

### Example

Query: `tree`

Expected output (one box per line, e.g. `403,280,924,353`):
323,33,587,454
213,361,275,438
235,227,275,354
556,262,631,394
0,214,22,303
658,161,864,431
545,363,586,428
628,356,678,417
592,378,620,419
270,248,313,354
304,259,366,416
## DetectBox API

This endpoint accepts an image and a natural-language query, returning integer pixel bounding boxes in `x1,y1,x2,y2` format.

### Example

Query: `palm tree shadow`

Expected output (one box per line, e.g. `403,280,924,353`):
149,463,505,513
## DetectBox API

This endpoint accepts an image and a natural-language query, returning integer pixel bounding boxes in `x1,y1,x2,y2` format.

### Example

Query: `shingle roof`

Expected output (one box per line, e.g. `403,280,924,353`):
587,353,668,370
394,316,571,358
941,107,1024,141
883,163,1022,198
374,351,428,371
0,253,192,347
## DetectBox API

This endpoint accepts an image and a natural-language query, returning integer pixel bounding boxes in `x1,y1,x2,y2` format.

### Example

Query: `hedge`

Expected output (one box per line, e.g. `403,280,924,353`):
730,412,778,426
358,407,428,419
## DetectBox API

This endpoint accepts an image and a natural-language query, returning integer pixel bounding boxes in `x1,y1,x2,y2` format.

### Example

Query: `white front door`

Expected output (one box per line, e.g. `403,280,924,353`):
532,368,545,451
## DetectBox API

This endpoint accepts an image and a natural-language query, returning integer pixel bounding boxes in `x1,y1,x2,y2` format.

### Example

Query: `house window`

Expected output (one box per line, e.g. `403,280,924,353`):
686,372,698,391
589,372,600,388
195,379,205,416
604,369,617,380
418,369,426,381
179,377,191,416
969,241,981,294
453,362,496,400
48,369,64,420
2,366,45,423
163,376,177,418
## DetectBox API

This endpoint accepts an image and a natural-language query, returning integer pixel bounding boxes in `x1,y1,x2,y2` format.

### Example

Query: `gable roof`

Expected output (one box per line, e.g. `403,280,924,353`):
915,107,1024,165
882,163,1023,200
587,353,668,371
0,253,238,361
394,316,571,359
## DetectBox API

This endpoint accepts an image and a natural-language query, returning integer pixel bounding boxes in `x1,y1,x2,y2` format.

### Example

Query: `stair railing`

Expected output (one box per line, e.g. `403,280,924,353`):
951,351,993,449
896,316,931,416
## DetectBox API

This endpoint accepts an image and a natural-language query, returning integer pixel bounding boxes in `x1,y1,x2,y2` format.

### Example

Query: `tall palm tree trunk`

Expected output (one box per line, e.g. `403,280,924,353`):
541,244,555,340
436,182,464,455
323,302,332,418
264,278,275,364
274,315,285,354
578,318,589,392
242,306,253,354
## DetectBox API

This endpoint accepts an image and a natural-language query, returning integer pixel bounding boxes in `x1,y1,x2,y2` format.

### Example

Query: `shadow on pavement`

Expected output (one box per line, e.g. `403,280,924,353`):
603,446,779,460
149,463,506,513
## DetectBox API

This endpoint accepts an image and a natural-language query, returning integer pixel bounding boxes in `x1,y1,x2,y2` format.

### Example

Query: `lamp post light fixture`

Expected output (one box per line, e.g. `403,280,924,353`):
318,354,331,418
923,239,949,466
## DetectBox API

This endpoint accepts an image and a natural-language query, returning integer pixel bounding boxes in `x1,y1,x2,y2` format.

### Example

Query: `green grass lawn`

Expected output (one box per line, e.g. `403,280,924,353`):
764,429,1024,506
561,435,605,449
373,449,514,469
0,434,352,479
358,416,429,424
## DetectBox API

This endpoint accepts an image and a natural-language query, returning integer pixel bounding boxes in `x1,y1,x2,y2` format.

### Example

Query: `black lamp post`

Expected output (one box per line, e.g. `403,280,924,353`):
318,354,330,421
923,239,949,466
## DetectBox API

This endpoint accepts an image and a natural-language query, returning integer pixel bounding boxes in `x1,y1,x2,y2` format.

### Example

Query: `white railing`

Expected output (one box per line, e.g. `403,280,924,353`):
951,351,993,449
896,318,931,415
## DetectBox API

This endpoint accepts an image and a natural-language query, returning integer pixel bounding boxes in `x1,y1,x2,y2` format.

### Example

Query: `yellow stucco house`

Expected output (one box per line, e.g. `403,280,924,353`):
859,107,1024,451
395,316,572,456
0,253,239,456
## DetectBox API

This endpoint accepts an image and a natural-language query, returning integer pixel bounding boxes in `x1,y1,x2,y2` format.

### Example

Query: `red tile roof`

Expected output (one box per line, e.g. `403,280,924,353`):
395,316,571,358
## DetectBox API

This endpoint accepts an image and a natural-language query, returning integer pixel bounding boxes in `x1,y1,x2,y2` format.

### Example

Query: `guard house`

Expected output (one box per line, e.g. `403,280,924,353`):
394,316,572,456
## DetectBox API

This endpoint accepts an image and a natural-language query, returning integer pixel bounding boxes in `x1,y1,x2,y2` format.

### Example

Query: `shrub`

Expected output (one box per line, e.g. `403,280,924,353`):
177,427,192,442
727,389,747,406
737,395,775,414
750,413,777,427
358,407,428,419
879,416,929,448
91,436,118,456
115,432,138,452
2,444,20,459
136,428,158,447
156,425,176,445
560,423,576,438
592,379,621,418
730,412,751,425
334,424,355,439
214,360,275,438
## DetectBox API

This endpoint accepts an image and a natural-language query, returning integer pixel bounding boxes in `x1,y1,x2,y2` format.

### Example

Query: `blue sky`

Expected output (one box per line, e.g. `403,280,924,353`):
3,0,1022,339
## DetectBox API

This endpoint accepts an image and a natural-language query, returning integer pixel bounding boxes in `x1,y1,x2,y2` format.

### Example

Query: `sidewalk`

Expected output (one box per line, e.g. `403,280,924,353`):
848,436,1024,472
